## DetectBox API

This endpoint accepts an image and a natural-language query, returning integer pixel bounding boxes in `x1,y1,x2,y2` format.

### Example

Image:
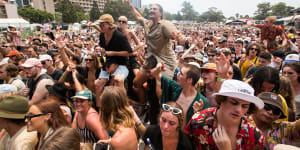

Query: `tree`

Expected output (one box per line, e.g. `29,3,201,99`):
89,1,101,21
198,7,225,22
254,2,271,20
164,12,175,20
18,5,53,23
56,0,76,23
271,2,294,17
228,16,235,20
103,0,134,21
54,12,62,23
235,13,240,20
181,1,198,20
175,11,183,21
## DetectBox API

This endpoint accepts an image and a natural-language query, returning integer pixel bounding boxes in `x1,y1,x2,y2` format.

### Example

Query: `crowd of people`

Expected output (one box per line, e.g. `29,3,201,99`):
0,0,300,149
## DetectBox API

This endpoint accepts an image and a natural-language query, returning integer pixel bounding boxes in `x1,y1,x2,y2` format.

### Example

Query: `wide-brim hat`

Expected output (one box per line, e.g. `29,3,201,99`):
0,95,29,119
200,63,216,71
213,79,264,109
46,83,68,100
97,14,117,28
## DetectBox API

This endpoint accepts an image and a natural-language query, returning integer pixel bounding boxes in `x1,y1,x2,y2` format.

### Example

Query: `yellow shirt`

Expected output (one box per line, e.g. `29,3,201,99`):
238,56,259,78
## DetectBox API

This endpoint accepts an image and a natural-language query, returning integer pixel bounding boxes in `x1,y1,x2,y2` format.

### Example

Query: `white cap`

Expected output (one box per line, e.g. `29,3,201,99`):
213,79,264,109
284,54,299,63
39,54,53,61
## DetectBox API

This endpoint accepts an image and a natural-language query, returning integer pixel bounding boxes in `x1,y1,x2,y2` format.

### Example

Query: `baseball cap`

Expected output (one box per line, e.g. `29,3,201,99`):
6,50,20,57
8,25,16,28
39,54,53,62
0,95,29,119
284,54,300,63
21,58,42,68
193,53,204,62
257,92,286,119
97,14,117,28
188,62,200,69
71,90,93,100
213,79,264,109
0,84,17,94
200,63,216,71
218,37,227,43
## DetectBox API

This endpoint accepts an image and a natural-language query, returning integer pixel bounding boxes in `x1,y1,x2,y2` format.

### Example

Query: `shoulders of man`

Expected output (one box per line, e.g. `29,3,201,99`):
10,127,38,150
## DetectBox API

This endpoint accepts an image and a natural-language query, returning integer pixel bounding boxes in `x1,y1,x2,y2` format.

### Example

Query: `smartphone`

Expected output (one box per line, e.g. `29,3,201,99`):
94,143,108,150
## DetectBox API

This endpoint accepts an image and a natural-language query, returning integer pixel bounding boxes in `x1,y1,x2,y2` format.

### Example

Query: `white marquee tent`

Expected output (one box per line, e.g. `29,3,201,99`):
0,18,30,28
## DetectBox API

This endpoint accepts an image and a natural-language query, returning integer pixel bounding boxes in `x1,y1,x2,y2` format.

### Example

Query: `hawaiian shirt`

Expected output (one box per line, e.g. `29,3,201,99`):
249,116,300,150
255,24,283,42
185,107,265,150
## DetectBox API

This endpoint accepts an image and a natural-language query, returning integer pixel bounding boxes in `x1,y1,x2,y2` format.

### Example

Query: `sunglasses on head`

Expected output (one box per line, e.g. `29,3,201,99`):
24,113,47,121
250,47,259,51
162,104,182,115
264,103,281,116
118,20,127,24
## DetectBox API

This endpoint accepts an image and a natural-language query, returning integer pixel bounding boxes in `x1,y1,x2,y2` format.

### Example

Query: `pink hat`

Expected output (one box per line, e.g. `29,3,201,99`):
21,58,42,68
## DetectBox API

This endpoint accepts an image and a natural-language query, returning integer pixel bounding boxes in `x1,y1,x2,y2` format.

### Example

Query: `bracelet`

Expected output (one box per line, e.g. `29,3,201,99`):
217,77,225,82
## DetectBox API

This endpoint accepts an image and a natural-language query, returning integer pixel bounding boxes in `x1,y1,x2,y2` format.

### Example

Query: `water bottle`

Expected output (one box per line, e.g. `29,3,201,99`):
146,138,155,150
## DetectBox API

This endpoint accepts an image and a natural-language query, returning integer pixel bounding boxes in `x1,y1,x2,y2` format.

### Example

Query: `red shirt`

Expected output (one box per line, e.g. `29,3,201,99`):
255,24,283,42
185,107,265,150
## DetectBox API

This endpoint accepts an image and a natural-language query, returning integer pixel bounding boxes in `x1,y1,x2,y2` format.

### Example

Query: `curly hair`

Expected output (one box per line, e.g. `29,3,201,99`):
99,86,135,132
246,43,261,56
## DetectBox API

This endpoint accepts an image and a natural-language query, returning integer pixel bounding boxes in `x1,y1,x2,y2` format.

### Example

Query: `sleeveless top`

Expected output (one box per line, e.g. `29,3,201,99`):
76,112,99,143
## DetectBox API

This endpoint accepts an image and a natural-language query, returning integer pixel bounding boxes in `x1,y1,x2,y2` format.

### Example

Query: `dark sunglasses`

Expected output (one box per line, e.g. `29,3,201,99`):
264,103,281,116
207,54,216,57
201,69,216,73
41,61,46,65
85,58,94,62
250,48,259,51
162,104,182,115
100,22,108,27
118,20,127,24
24,113,47,121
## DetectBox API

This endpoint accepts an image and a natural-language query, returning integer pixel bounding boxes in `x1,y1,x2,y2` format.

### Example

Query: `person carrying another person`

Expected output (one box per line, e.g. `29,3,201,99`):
185,79,265,150
125,0,186,79
249,16,287,51
150,62,209,126
88,14,133,108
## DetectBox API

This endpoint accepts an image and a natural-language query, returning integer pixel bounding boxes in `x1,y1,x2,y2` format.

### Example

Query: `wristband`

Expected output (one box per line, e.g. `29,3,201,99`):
217,77,225,82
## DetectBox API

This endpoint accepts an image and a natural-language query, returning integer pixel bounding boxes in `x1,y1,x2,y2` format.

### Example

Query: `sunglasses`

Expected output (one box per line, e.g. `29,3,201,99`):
162,104,182,115
250,48,259,51
118,20,127,24
85,58,94,62
201,69,216,73
207,54,216,57
24,113,47,121
264,103,281,116
41,61,46,65
100,22,108,27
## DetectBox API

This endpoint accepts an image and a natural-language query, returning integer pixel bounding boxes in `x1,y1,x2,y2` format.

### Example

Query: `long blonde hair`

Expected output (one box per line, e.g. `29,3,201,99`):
99,86,135,132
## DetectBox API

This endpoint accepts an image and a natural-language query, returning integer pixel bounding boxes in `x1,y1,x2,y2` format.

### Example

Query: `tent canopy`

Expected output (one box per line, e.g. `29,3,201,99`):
0,18,30,28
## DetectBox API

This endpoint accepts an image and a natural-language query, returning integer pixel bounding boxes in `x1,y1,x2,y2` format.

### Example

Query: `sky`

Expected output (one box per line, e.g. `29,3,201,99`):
142,0,300,18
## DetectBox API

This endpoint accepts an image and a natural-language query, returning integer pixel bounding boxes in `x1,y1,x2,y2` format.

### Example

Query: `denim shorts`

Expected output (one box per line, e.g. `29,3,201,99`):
98,65,129,80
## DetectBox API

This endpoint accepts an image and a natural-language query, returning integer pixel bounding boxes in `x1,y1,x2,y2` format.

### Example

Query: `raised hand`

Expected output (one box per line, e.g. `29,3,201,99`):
216,52,230,78
193,101,203,113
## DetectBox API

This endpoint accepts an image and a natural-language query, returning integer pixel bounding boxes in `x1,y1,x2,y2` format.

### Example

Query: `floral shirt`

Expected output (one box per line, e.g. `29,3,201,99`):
185,107,265,150
249,116,300,150
255,24,283,42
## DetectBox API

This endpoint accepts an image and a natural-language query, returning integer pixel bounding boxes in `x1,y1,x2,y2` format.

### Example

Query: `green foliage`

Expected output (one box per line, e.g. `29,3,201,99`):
18,5,54,23
271,2,294,17
181,1,198,20
103,0,134,21
55,0,77,23
198,7,225,22
254,2,271,20
89,1,102,21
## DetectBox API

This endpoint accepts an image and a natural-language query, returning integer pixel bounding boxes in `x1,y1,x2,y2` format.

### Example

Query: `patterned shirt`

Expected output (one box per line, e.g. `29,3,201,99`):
249,116,300,150
255,24,283,42
185,107,265,150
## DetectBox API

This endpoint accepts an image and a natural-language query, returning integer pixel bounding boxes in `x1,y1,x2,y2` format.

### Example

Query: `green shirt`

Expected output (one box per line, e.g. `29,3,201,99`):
160,76,209,124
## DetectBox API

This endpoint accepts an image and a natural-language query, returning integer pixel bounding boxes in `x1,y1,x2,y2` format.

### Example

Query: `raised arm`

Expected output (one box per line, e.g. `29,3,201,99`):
125,0,144,22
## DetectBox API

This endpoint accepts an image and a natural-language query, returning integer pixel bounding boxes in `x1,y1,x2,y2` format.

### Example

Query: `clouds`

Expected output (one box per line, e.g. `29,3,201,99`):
142,0,300,17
